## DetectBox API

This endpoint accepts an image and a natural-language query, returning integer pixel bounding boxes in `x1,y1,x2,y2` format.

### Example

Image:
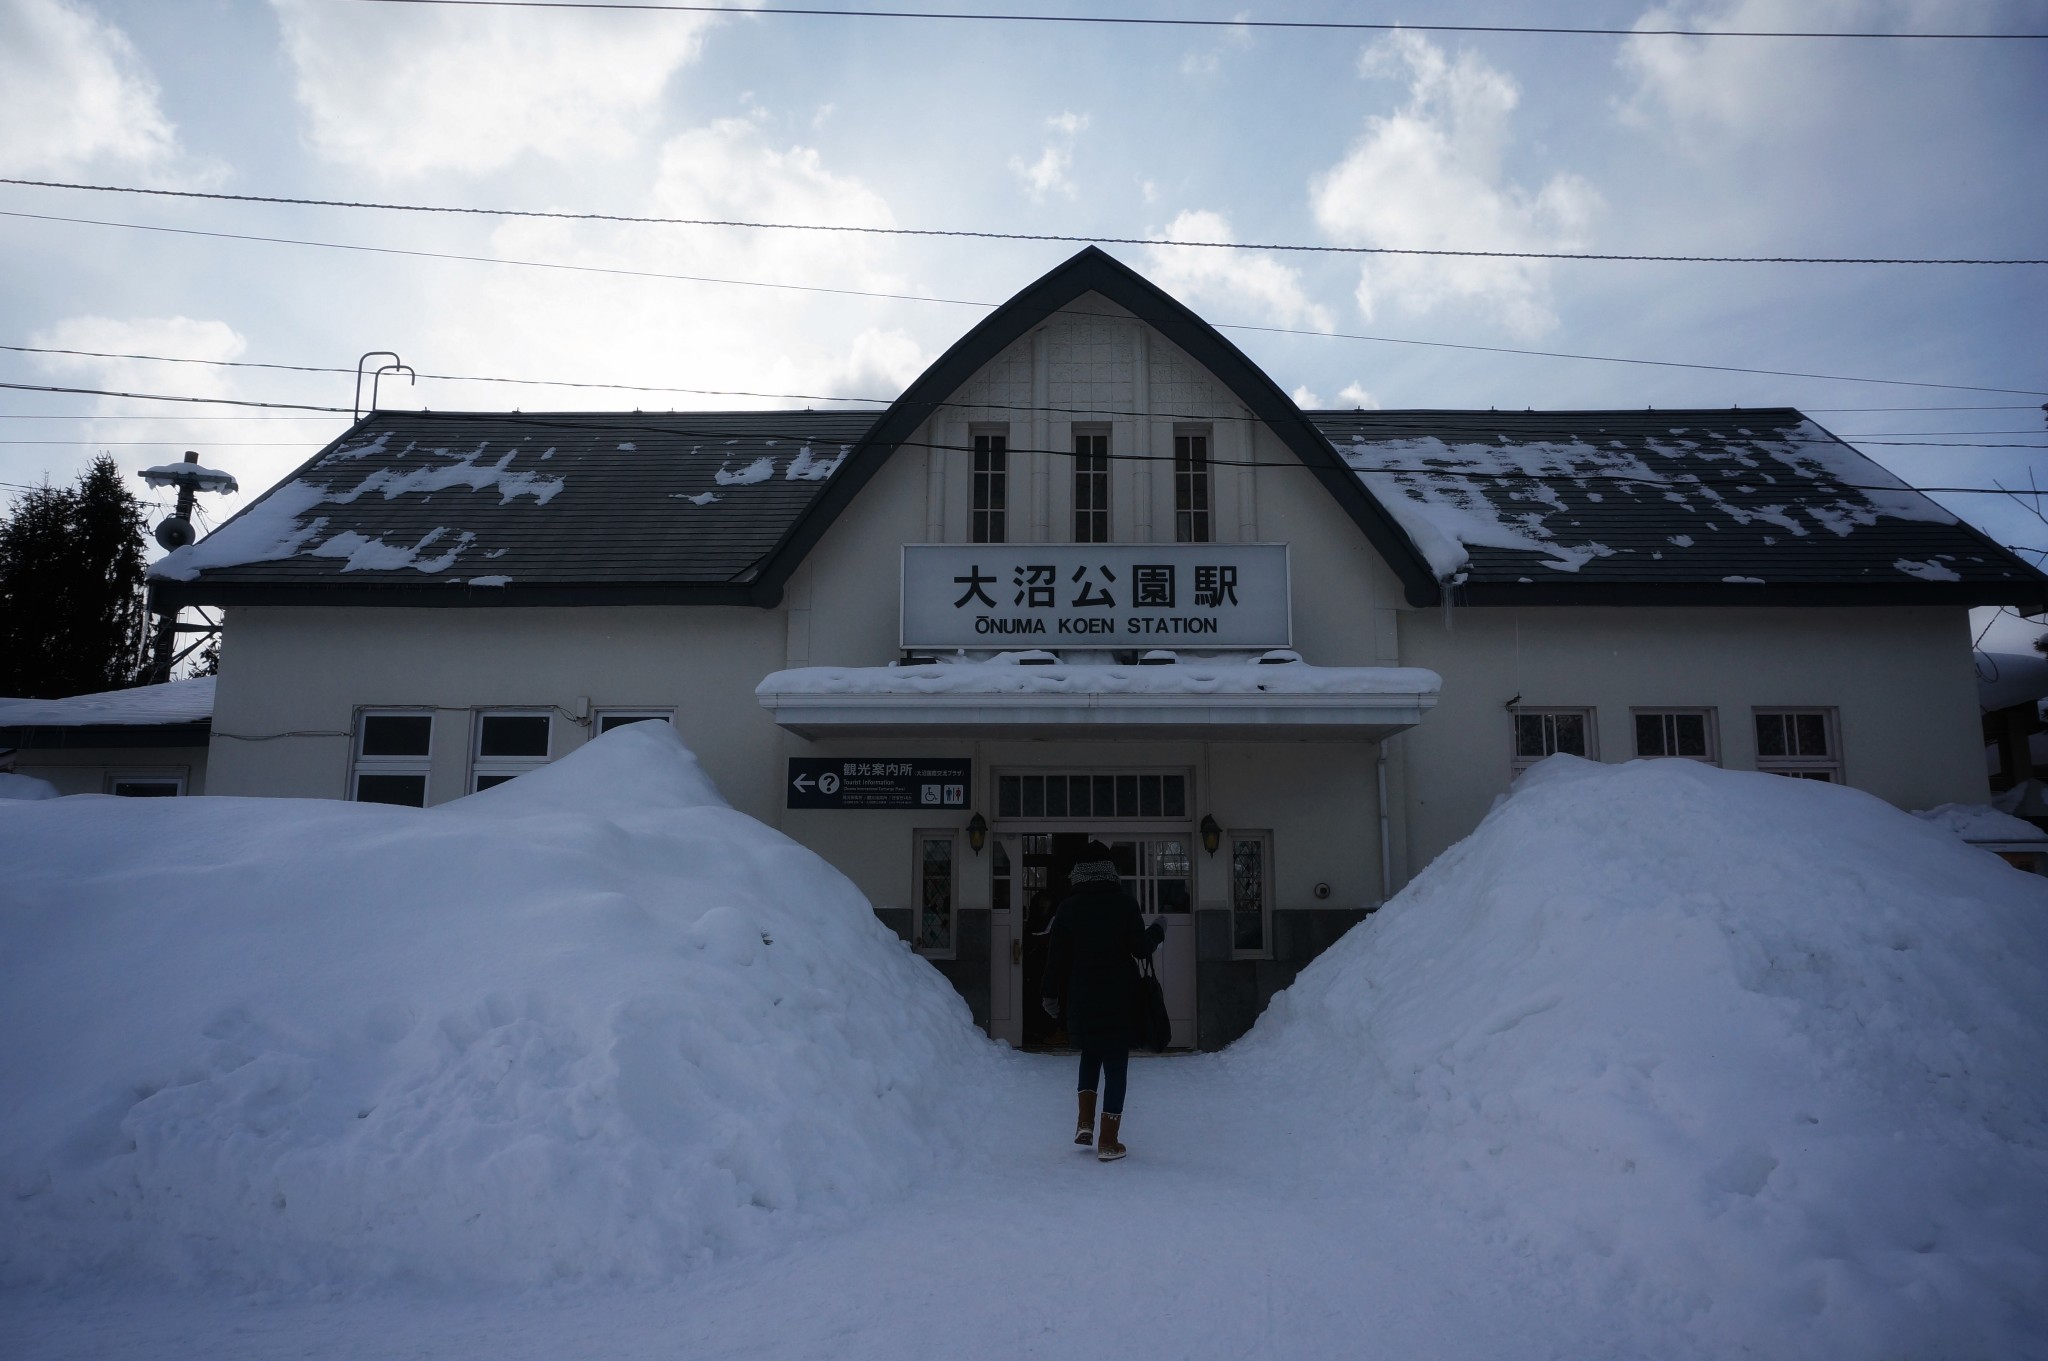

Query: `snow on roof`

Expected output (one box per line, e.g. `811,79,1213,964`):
1974,651,2048,712
1913,802,2048,845
0,677,214,729
757,656,1443,699
1315,411,1983,589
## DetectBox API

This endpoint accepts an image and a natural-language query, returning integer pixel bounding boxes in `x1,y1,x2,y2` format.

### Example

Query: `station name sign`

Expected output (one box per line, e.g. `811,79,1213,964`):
901,544,1291,650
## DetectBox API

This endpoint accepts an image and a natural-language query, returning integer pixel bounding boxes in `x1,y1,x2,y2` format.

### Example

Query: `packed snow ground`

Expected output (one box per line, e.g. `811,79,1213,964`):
4,733,2046,1359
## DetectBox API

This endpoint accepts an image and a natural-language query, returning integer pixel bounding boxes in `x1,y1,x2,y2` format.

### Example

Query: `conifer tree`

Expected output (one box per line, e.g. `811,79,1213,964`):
0,456,152,698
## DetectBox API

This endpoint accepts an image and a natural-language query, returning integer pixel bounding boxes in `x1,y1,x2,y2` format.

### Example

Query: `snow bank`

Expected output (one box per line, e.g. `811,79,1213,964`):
1238,756,2048,1355
0,772,59,800
0,724,994,1290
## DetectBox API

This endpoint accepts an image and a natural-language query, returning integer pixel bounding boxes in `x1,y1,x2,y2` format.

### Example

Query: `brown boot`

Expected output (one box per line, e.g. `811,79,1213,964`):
1096,1111,1126,1162
1074,1090,1096,1146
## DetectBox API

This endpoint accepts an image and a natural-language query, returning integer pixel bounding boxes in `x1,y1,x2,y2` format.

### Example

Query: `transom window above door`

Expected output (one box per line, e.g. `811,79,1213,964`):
996,770,1189,820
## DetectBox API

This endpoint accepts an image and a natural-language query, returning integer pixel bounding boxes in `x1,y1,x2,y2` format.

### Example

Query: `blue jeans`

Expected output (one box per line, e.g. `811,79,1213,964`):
1078,1045,1130,1115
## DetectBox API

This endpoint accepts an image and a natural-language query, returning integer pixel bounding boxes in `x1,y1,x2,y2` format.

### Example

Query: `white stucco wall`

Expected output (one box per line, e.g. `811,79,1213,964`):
1396,604,1988,873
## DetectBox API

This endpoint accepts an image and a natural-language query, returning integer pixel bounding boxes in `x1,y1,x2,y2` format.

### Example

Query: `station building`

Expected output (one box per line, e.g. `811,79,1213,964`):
149,248,2047,1049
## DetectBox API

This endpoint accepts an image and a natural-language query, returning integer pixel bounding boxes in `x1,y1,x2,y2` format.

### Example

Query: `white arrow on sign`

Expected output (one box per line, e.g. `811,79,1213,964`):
792,774,815,793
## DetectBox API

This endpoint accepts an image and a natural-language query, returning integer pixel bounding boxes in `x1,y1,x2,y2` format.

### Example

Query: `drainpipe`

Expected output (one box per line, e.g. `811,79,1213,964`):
1376,739,1393,905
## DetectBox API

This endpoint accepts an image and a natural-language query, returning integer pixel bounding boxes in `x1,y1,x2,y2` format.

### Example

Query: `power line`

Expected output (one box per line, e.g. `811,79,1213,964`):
4,178,2041,267
0,440,328,447
0,381,351,414
336,0,2048,41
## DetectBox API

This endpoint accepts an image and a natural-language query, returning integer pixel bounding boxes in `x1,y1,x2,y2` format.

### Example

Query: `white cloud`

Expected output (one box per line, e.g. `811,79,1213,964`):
1143,209,1335,332
1179,13,1253,77
411,116,927,414
1309,32,1600,337
1338,382,1379,409
0,0,177,175
1010,111,1089,201
268,0,717,176
1291,385,1323,407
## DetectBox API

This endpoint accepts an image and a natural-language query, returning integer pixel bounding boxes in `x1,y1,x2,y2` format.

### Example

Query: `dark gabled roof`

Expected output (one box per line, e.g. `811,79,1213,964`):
1315,408,2048,608
150,409,880,609
148,250,2047,615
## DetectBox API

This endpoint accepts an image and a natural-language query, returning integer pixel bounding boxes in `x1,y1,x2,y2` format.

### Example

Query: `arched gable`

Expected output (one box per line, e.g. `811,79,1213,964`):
751,247,1442,607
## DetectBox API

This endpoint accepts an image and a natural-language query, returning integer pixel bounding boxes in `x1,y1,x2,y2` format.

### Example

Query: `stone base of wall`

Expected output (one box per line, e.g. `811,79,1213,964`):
1194,907,1372,1051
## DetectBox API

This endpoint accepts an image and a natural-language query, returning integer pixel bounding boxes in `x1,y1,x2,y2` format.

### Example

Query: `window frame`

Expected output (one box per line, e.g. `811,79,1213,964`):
471,708,553,793
1632,708,1720,764
971,427,1008,544
1228,829,1274,961
913,828,959,960
1510,706,1598,774
992,767,1193,822
1753,707,1842,782
351,707,434,806
105,770,187,797
1072,427,1110,544
1173,428,1212,543
594,709,676,735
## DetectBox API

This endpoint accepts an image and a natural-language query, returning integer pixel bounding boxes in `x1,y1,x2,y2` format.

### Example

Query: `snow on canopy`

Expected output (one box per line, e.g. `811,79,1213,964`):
0,723,992,1288
139,462,238,494
1234,754,2048,1354
757,655,1444,699
1312,410,1987,588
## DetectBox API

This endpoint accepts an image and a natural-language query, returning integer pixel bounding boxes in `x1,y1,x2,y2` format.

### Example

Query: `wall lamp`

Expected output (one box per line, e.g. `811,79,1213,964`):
1199,814,1222,856
966,813,988,855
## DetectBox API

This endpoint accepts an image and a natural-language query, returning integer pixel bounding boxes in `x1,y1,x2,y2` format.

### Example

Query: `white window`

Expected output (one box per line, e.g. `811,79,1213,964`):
971,428,1007,544
1229,830,1273,959
1634,709,1718,763
472,710,551,791
1073,429,1109,543
1174,429,1211,543
1754,708,1841,781
1511,707,1596,772
106,771,186,797
914,830,958,958
995,770,1190,820
595,709,675,735
352,709,433,806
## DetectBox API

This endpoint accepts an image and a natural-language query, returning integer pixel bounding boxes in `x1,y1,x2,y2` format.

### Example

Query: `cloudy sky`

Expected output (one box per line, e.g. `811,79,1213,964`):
2,0,2044,641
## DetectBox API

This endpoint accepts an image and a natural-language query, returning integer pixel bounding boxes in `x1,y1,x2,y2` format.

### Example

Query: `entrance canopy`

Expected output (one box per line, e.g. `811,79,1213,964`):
756,656,1441,742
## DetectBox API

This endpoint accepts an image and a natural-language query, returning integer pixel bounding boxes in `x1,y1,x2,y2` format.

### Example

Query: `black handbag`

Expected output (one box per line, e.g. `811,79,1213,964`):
1135,956,1172,1053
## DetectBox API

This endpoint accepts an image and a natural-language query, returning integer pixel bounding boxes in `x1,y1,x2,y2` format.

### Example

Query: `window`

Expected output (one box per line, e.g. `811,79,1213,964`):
915,831,957,957
595,709,674,734
1755,708,1840,781
472,710,551,791
107,772,185,797
1114,838,1192,915
1073,430,1109,543
1634,709,1717,762
991,839,1012,914
353,709,432,806
972,429,1007,543
1174,430,1211,543
995,770,1189,820
1512,708,1596,772
1230,831,1272,957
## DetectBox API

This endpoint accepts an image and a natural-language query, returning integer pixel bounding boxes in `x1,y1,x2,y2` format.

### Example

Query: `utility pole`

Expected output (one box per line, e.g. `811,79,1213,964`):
140,451,237,683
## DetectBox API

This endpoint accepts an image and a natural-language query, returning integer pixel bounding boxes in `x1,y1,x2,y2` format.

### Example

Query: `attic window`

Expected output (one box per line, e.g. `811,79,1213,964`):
1174,430,1211,543
1074,429,1109,543
973,429,1008,544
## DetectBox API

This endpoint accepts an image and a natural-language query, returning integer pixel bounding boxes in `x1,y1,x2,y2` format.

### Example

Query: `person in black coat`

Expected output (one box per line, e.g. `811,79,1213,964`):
1041,841,1165,1162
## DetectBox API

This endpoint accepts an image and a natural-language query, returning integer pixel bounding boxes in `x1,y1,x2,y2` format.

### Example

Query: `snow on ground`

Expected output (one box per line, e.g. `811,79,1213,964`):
4,743,2047,1358
0,724,993,1290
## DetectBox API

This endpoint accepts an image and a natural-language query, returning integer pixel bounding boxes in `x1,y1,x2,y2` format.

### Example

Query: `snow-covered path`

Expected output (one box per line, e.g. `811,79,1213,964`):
4,1054,1602,1361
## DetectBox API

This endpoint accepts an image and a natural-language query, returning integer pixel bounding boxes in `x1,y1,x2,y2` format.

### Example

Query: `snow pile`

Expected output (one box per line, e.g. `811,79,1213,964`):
1240,756,2048,1354
0,724,994,1290
1914,801,2048,845
0,772,59,800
